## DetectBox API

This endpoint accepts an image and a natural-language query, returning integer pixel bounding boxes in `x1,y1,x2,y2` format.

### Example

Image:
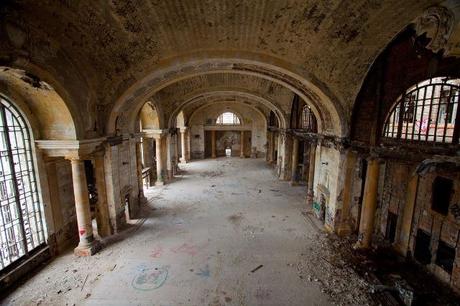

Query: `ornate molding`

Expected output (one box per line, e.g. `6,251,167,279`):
414,6,455,55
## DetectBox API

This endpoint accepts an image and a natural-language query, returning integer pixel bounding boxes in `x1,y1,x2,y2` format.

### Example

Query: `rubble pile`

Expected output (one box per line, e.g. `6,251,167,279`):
297,233,377,305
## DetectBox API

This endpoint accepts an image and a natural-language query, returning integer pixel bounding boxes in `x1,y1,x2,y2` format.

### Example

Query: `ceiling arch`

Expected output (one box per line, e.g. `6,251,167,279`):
1,0,451,139
167,91,287,130
119,67,335,135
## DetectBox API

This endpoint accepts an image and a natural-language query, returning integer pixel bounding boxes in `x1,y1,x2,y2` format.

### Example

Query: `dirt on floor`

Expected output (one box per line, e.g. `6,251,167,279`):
298,211,460,306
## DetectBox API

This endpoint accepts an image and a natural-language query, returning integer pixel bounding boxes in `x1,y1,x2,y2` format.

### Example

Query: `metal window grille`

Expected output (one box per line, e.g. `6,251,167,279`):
383,77,460,144
216,112,241,125
300,105,317,132
0,95,45,272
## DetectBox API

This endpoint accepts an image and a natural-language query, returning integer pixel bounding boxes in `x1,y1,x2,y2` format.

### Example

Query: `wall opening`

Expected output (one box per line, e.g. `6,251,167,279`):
435,240,456,274
0,95,46,273
414,229,432,265
385,212,398,243
431,176,453,216
382,77,460,144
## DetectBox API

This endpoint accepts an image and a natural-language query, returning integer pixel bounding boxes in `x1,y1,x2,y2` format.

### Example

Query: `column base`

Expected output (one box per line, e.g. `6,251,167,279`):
337,222,352,237
74,240,102,257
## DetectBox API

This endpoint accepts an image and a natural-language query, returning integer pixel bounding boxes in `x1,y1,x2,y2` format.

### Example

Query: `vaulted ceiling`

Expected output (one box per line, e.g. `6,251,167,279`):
0,0,456,138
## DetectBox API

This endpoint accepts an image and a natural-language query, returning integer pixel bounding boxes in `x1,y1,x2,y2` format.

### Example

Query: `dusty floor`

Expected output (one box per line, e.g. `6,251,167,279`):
2,158,375,306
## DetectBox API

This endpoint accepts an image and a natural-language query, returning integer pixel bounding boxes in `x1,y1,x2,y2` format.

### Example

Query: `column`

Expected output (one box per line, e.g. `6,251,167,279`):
94,154,112,237
337,150,357,237
395,175,419,256
211,130,217,158
155,135,164,186
290,138,299,185
174,132,180,173
166,134,172,180
266,131,272,163
240,131,245,158
270,131,276,164
180,128,187,164
70,158,100,256
355,158,380,249
306,143,316,208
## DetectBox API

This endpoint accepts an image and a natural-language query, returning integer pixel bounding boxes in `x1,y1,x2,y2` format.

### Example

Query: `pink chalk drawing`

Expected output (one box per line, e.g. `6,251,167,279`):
150,246,164,258
170,243,198,256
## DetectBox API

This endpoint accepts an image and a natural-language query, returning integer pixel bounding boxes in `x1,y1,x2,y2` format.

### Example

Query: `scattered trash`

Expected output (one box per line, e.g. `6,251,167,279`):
251,265,264,273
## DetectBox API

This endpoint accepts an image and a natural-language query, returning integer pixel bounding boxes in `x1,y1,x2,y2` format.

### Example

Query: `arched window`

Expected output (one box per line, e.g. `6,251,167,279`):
216,112,241,125
383,77,460,144
269,111,279,128
300,105,317,132
0,95,45,271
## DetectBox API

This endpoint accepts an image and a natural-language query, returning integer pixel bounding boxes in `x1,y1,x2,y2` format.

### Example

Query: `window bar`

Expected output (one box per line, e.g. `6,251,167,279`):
442,86,454,143
0,105,28,258
433,84,442,143
417,85,428,141
0,129,13,267
15,120,39,249
410,84,420,141
452,88,460,144
425,85,435,142
397,96,405,139
391,103,397,137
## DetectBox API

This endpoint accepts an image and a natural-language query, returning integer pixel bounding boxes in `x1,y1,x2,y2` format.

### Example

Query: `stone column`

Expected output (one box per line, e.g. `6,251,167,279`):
355,158,380,249
166,134,172,180
240,131,245,158
306,143,316,208
266,131,272,163
337,150,357,237
290,138,299,185
174,132,180,173
94,154,112,237
155,135,164,186
270,131,276,164
395,174,419,256
70,158,100,256
211,130,217,158
180,128,187,164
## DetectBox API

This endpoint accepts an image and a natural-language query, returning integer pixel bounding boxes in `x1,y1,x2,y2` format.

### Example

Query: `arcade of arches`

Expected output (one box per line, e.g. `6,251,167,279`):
1,1,460,304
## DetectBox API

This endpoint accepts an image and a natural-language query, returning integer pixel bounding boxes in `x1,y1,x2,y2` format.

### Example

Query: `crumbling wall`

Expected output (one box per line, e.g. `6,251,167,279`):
104,136,142,231
409,170,460,292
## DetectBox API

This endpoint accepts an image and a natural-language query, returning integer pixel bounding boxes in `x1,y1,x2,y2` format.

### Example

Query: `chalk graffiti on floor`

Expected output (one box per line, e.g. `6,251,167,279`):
195,264,210,278
150,246,164,258
132,265,169,291
170,243,198,256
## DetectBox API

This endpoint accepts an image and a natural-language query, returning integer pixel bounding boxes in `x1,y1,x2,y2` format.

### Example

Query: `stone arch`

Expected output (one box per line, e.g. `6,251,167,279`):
167,90,287,130
138,102,161,130
0,67,77,140
107,56,346,137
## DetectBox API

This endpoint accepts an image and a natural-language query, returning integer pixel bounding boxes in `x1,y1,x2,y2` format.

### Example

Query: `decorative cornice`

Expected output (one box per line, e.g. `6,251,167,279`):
35,138,106,159
413,6,455,55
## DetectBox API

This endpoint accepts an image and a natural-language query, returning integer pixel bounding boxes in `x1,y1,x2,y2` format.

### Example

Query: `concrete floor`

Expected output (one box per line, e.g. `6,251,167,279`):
2,158,332,306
